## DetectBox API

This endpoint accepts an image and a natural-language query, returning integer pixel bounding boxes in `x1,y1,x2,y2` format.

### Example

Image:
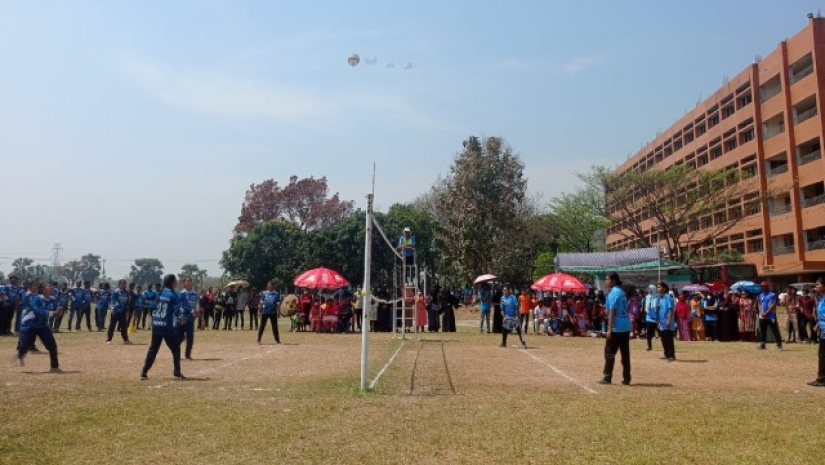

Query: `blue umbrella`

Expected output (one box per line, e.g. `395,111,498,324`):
731,280,762,294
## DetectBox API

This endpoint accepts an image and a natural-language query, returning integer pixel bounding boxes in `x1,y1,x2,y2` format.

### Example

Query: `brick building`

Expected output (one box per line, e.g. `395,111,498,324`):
607,17,825,284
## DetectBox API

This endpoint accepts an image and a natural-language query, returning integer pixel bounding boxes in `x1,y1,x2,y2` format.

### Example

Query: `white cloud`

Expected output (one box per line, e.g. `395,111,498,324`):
563,55,606,75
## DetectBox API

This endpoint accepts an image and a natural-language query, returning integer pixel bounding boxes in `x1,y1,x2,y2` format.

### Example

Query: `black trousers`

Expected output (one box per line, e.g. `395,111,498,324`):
818,335,825,380
81,305,92,331
223,310,234,330
646,322,658,349
213,309,223,329
258,314,280,343
799,315,810,342
704,319,718,341
248,308,258,330
0,304,12,334
177,320,195,358
660,329,676,359
142,332,181,376
107,312,129,342
501,325,525,346
603,331,631,383
759,319,782,346
17,328,59,369
234,309,244,328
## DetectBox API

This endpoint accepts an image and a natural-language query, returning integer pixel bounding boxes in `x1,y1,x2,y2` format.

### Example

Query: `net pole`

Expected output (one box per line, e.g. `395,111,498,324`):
360,193,374,391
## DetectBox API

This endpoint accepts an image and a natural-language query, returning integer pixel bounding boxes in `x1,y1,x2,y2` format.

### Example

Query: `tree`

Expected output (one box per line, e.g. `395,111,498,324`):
587,164,763,263
180,263,208,290
434,136,529,282
235,175,354,234
11,257,34,278
221,220,307,290
547,187,609,253
532,251,556,280
129,258,164,287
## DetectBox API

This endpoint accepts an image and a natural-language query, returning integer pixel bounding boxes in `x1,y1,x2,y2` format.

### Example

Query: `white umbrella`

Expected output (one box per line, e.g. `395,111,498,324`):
473,274,497,285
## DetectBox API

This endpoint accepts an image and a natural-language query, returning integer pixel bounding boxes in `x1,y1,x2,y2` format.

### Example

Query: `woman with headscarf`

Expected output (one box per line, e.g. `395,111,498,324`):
440,290,457,332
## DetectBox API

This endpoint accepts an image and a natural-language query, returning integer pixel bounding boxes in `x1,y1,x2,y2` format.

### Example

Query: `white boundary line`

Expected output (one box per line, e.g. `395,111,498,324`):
152,347,280,389
369,340,407,390
521,349,597,395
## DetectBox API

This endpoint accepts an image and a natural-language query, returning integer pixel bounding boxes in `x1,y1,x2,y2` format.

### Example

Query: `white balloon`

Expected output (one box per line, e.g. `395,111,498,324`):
348,53,360,67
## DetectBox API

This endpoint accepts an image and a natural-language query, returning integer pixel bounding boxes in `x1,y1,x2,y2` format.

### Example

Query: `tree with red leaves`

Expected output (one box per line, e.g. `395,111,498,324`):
235,176,354,234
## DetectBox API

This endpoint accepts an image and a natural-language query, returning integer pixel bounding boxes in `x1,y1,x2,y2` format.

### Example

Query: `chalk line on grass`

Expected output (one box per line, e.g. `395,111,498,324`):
152,346,280,389
521,349,597,395
369,340,407,390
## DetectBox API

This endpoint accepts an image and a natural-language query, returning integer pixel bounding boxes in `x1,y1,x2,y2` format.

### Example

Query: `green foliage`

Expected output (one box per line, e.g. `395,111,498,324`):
434,136,530,282
547,186,609,253
10,258,52,282
532,251,556,280
222,220,308,290
129,258,165,287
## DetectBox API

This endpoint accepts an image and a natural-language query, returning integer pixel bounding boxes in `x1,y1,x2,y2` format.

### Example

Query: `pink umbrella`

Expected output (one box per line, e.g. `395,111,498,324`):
293,267,349,290
532,273,589,293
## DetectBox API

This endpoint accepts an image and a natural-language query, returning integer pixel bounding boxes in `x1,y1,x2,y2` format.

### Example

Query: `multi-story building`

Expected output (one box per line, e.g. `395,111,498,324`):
607,16,825,284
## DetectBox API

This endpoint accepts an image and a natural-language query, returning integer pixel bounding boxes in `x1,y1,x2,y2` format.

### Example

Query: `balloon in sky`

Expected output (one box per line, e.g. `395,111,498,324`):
348,53,360,67
348,54,411,70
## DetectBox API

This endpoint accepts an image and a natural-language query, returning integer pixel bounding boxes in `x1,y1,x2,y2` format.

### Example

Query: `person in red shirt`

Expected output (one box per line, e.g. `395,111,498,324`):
798,288,816,343
675,292,692,341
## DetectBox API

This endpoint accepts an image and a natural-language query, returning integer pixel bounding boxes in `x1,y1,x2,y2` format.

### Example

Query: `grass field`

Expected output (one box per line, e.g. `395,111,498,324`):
1,311,824,465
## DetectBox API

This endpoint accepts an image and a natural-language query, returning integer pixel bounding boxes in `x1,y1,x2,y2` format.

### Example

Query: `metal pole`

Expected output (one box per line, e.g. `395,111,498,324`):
360,194,374,391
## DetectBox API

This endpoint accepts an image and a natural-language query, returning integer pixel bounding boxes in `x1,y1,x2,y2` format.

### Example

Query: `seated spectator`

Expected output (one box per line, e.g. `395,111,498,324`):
546,306,560,336
310,300,322,332
533,300,547,335
559,315,576,336
323,297,339,332
576,314,588,336
337,297,353,333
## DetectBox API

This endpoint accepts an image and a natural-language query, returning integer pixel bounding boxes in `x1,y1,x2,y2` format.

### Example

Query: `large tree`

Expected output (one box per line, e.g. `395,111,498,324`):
585,164,762,262
434,136,530,282
547,186,609,253
221,220,308,290
129,258,164,287
180,263,208,289
235,175,354,234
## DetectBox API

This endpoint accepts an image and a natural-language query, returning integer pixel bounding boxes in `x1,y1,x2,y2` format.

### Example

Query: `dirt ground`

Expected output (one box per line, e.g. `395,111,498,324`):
1,314,824,464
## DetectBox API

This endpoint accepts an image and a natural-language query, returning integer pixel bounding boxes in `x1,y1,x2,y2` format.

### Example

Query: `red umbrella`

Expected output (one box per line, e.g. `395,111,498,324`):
293,267,349,289
532,273,589,293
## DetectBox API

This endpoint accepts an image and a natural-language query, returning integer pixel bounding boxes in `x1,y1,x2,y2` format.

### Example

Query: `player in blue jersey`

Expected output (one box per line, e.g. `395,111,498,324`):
15,282,62,371
50,282,69,332
67,281,83,331
140,274,185,380
599,273,632,385
257,281,281,344
177,276,199,360
132,285,144,330
3,275,25,335
107,279,132,344
141,284,159,330
95,282,111,331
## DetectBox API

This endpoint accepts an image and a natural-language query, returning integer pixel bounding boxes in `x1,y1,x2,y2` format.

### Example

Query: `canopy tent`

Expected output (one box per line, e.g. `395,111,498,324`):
554,247,688,274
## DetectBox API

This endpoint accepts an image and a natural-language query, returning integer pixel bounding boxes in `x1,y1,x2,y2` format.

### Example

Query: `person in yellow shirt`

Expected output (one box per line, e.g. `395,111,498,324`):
518,288,532,333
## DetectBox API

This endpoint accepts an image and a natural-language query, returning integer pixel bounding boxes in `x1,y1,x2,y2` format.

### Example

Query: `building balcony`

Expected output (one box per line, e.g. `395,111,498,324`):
767,164,788,177
806,239,825,251
791,64,814,84
773,245,795,255
763,125,785,140
769,204,792,216
795,106,818,125
798,149,822,166
802,193,825,208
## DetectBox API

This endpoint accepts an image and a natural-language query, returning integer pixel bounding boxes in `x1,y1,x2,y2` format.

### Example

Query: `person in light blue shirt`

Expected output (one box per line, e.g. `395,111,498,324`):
478,286,492,333
15,282,62,372
757,281,782,351
656,283,677,361
807,277,825,387
599,273,631,385
140,274,184,380
107,279,132,345
701,291,719,342
177,276,199,360
499,286,525,348
258,281,281,344
643,284,658,351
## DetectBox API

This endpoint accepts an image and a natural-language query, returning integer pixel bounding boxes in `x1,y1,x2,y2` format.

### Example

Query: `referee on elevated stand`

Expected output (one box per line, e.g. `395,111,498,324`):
599,272,632,386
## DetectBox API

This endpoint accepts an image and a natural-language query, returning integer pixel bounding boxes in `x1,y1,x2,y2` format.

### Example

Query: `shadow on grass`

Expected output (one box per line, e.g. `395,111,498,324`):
22,370,82,375
186,358,223,362
630,383,673,388
675,359,708,363
177,376,211,382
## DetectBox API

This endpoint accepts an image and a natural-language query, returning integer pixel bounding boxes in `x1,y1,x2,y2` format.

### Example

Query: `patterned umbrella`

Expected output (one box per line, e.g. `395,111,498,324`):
730,281,762,294
473,274,497,285
681,284,710,293
293,267,349,289
531,273,589,293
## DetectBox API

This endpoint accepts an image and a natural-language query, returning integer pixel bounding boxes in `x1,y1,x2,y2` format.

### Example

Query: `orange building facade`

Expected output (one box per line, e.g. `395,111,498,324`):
607,18,825,283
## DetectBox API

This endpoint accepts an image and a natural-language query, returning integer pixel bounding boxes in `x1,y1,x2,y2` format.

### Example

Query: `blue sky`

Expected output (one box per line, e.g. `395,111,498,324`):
0,0,820,278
